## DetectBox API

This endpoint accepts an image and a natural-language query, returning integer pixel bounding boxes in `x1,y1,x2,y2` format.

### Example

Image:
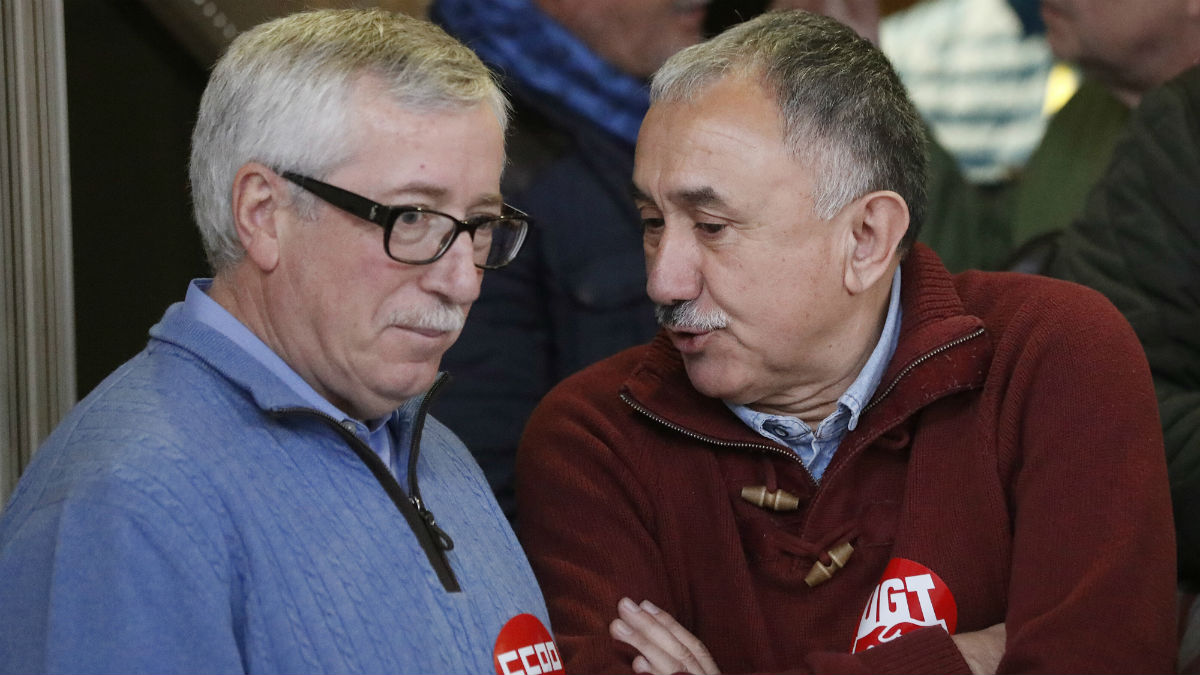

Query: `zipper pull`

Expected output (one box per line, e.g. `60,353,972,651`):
410,496,455,551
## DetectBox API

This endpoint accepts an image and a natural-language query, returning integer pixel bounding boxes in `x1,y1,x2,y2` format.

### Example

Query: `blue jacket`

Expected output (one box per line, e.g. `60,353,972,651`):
0,302,551,673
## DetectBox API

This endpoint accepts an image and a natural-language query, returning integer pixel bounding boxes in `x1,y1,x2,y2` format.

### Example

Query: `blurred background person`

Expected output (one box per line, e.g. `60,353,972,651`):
1046,64,1200,671
882,0,1057,188
914,0,1200,273
705,0,1068,273
982,3,1200,609
431,0,895,527
430,0,710,522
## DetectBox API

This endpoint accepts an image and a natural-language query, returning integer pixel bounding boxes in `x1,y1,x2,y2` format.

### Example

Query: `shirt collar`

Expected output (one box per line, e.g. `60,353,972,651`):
842,266,903,430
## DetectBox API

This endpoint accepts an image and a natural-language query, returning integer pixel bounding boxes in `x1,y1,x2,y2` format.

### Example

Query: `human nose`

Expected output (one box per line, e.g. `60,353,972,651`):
421,230,481,304
645,223,702,306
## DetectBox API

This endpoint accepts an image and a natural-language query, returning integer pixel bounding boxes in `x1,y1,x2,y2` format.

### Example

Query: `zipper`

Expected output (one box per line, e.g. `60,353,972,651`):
620,393,807,471
402,374,456,553
270,374,460,592
863,326,986,413
805,326,987,515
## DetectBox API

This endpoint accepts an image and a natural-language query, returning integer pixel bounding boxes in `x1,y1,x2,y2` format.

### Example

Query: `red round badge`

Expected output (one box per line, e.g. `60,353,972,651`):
493,613,564,675
852,557,958,653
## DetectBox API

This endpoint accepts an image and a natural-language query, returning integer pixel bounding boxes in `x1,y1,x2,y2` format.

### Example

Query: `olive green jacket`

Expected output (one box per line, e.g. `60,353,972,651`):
1048,65,1200,589
920,80,1129,273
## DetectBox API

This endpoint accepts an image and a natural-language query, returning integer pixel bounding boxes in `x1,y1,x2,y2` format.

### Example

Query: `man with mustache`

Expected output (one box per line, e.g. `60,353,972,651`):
0,9,551,673
516,10,1176,674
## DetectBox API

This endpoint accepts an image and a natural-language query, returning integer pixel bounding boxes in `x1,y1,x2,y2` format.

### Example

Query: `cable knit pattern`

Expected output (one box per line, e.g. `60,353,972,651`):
0,302,550,673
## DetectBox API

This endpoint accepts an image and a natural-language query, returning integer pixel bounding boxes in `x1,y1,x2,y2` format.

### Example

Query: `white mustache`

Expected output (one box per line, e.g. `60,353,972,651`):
386,303,465,333
655,300,729,332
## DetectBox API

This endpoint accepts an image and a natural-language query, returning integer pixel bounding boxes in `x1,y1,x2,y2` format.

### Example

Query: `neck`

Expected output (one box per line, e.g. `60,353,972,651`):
208,265,272,347
209,266,381,421
208,265,309,405
1100,25,1200,107
751,375,862,429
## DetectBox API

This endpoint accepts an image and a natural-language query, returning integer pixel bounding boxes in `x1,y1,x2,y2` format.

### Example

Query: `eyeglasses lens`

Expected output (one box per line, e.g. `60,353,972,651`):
388,212,526,268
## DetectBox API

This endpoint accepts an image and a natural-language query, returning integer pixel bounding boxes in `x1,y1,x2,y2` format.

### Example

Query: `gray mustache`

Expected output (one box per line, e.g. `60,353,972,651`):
655,300,730,332
386,304,466,333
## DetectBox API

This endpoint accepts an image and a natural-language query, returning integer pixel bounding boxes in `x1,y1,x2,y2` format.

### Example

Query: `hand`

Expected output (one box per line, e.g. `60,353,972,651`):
609,597,721,675
951,623,1006,675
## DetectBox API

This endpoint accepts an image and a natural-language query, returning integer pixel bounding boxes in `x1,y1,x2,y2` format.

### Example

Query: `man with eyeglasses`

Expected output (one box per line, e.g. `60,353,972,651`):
0,9,553,674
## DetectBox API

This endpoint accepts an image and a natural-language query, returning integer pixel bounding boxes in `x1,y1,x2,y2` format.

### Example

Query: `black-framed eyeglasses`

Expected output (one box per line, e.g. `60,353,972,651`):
280,171,530,269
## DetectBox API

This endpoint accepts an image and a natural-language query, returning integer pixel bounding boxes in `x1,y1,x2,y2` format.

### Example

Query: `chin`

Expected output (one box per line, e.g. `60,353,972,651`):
375,363,441,404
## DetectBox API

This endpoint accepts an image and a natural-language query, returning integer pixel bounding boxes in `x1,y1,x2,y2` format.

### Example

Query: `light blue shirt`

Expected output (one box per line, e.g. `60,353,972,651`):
182,279,399,477
727,268,902,482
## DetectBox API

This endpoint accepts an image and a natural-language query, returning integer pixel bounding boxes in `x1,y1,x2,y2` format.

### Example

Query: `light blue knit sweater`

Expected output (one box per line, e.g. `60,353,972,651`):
0,302,551,673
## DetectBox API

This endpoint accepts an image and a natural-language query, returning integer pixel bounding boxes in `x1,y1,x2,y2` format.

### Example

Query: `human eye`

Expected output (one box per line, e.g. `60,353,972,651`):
640,212,665,249
695,222,727,236
638,203,664,231
461,214,500,250
641,216,665,232
391,208,440,246
396,208,426,225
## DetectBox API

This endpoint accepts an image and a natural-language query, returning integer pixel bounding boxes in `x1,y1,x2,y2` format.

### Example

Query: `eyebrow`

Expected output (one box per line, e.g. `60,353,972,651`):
389,182,503,210
631,184,729,210
673,186,726,209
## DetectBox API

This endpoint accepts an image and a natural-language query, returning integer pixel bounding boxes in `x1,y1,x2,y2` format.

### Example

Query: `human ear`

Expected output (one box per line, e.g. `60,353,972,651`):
843,190,909,295
231,162,285,272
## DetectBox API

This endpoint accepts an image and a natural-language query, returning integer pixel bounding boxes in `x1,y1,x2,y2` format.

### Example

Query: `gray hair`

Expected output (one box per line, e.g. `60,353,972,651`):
189,9,509,272
650,10,927,250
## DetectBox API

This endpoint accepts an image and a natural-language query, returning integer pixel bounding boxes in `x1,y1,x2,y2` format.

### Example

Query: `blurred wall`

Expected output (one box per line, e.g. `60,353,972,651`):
140,0,431,66
65,0,209,397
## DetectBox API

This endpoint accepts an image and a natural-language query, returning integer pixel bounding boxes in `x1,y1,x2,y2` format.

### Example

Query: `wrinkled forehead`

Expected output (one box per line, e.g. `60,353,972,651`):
633,76,807,203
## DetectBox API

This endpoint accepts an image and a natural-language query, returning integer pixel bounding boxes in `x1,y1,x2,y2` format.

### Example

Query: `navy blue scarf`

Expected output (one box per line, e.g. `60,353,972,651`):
431,0,650,146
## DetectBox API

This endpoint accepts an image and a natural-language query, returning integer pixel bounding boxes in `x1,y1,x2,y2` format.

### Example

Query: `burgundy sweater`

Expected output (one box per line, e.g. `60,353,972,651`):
516,245,1176,674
